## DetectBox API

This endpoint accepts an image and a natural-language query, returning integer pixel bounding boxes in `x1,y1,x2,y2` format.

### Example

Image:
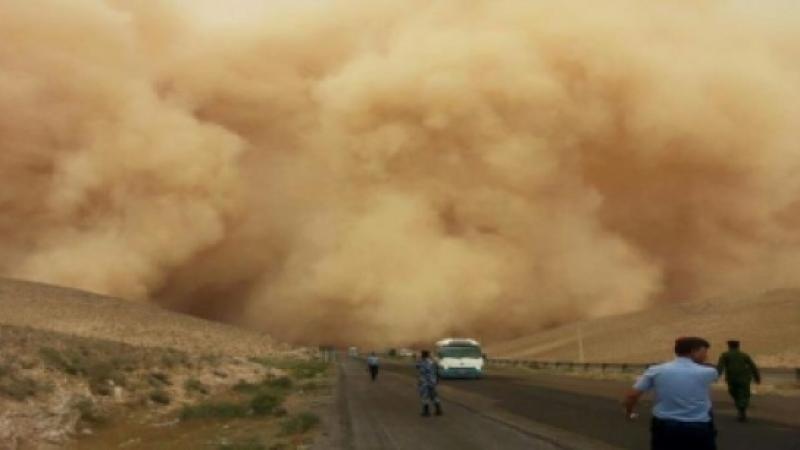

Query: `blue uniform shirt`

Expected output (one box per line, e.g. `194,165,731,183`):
633,357,718,422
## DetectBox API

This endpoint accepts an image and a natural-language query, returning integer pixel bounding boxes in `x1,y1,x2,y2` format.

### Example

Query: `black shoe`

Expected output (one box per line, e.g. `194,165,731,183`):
737,409,747,422
421,405,430,417
435,403,443,416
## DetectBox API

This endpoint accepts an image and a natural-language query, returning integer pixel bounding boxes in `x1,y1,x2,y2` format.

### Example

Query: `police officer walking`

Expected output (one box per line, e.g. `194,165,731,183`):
623,337,719,450
717,340,761,422
366,352,380,381
416,350,443,417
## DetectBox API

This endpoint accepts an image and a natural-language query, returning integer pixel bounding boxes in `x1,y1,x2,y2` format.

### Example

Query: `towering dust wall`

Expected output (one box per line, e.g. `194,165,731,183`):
2,0,799,345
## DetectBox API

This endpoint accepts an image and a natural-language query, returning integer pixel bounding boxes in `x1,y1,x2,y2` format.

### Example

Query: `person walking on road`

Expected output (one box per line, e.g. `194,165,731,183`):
416,350,442,417
717,340,760,422
623,337,719,450
367,352,380,381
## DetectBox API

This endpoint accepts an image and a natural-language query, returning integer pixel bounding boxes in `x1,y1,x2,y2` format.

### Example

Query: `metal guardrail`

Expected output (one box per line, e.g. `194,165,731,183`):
485,358,800,385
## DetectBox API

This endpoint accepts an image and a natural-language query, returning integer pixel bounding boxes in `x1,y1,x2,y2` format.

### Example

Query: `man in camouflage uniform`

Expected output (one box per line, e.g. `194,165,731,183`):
416,350,443,417
717,340,761,422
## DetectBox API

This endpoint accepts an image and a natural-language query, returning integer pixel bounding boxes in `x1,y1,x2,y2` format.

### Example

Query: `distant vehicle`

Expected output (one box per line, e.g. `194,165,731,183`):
435,338,484,379
348,346,359,357
397,348,415,358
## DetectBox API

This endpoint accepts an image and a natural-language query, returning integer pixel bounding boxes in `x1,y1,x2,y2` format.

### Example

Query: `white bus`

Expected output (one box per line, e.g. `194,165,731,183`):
435,338,484,379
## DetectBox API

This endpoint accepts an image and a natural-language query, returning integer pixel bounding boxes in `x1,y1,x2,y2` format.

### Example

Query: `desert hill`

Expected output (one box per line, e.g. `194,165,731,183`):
0,278,279,356
0,279,325,450
486,290,800,367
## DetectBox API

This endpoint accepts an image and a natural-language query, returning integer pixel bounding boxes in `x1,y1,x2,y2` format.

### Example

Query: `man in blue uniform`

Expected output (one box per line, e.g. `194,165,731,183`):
416,350,442,417
366,352,380,381
623,337,719,450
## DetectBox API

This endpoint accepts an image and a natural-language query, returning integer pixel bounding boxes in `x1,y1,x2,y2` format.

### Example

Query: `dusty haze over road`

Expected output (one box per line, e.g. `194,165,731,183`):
2,0,800,346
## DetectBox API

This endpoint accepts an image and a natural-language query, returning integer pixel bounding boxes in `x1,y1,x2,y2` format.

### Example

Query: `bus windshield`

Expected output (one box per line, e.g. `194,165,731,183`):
438,346,482,358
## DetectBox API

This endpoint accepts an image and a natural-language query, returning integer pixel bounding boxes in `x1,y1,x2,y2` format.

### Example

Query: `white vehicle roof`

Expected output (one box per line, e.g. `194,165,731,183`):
436,338,481,347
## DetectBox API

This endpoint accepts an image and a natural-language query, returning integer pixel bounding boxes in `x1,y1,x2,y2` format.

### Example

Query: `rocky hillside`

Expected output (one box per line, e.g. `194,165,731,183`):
0,279,329,450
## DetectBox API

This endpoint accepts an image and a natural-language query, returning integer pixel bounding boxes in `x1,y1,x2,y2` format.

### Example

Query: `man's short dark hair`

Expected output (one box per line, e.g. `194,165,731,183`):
727,340,740,349
421,350,430,358
674,337,710,355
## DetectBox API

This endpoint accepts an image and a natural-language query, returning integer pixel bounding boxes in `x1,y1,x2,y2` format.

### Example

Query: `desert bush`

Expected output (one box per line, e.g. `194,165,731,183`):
180,401,249,419
0,362,11,378
289,360,328,379
279,412,320,436
149,389,171,405
184,378,209,395
39,347,82,375
161,351,190,369
249,357,328,380
268,376,293,389
148,372,172,387
87,361,126,395
0,375,41,401
199,354,222,365
250,392,280,416
76,398,107,424
233,376,292,396
218,437,266,450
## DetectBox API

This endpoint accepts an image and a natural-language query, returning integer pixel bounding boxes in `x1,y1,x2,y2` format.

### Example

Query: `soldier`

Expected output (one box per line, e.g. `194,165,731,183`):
717,340,761,422
623,337,719,450
416,350,443,417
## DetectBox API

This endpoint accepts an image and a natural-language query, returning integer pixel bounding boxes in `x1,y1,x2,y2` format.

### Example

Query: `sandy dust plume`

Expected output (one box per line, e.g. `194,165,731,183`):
2,0,800,345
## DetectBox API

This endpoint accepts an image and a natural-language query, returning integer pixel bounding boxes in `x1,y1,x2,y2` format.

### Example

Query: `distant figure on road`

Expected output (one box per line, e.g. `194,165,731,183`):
416,350,442,417
367,352,380,381
717,340,761,422
624,337,719,450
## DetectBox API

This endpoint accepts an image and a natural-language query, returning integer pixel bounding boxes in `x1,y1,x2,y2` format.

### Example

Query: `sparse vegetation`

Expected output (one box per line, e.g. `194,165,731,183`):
161,350,190,369
250,392,281,416
0,374,43,401
279,412,320,436
149,372,172,386
184,377,209,395
249,357,328,379
233,376,292,395
39,347,83,375
218,437,267,450
149,389,171,405
181,401,250,419
0,362,12,377
76,397,107,424
0,280,323,450
87,360,125,395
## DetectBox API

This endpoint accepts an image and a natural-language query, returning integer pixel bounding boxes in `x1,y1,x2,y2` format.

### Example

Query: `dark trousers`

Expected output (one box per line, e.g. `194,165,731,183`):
369,365,379,381
651,418,716,450
419,385,440,405
727,381,751,412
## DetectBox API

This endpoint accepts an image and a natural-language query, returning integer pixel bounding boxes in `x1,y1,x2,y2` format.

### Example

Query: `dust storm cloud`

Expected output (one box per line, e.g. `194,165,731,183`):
1,0,799,345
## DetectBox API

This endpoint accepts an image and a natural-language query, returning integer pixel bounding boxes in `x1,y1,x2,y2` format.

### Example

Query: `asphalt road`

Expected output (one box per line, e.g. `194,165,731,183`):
320,357,563,450
379,362,800,450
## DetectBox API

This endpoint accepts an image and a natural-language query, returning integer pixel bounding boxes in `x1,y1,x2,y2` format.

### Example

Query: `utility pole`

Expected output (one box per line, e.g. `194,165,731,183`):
577,324,585,363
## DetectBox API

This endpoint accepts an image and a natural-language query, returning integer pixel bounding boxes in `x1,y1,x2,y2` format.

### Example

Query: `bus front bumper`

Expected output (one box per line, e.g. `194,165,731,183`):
437,367,482,379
